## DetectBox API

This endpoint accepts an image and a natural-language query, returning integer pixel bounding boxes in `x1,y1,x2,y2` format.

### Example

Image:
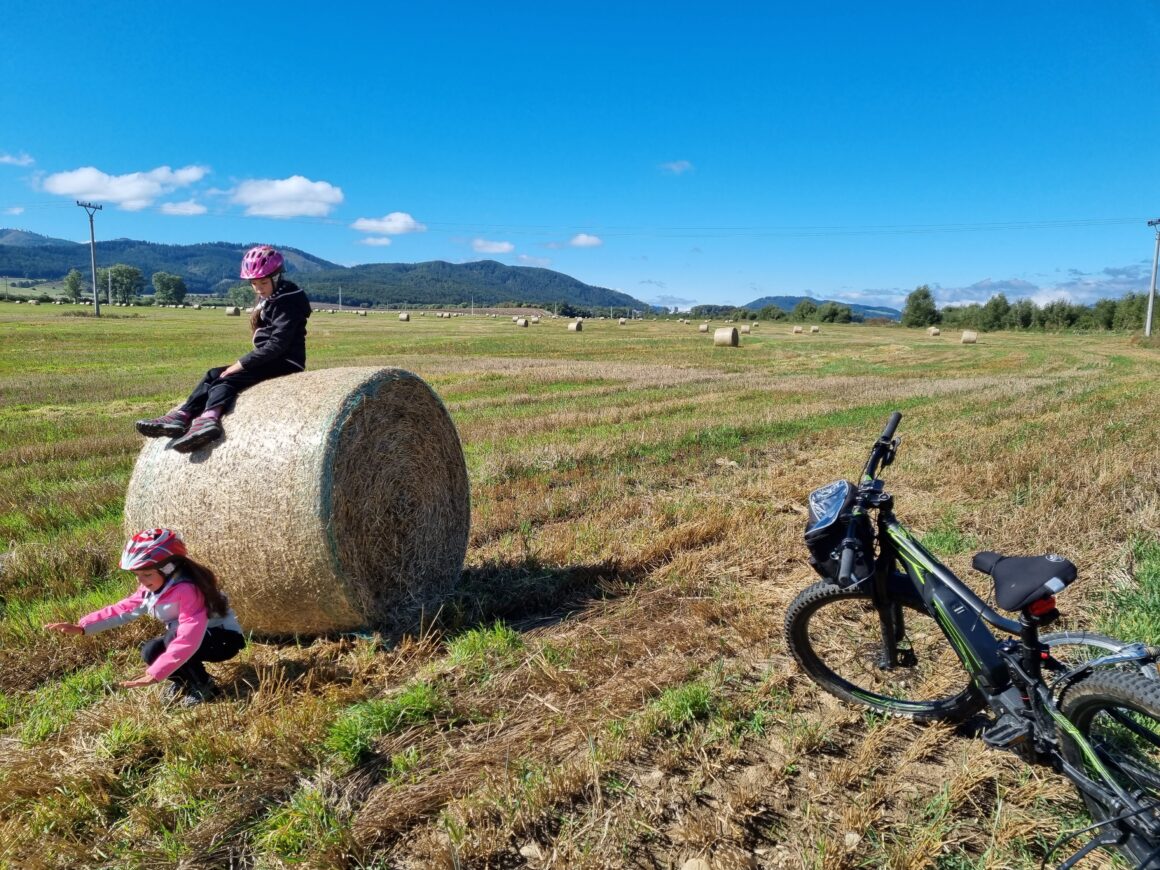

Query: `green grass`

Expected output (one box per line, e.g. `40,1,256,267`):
1099,537,1160,644
324,680,447,765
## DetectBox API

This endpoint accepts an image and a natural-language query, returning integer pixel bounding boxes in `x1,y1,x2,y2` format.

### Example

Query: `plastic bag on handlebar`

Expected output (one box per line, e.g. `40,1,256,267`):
804,479,875,584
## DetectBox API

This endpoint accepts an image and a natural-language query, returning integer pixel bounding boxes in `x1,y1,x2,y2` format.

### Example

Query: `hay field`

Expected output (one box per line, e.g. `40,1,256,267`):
1,305,1158,869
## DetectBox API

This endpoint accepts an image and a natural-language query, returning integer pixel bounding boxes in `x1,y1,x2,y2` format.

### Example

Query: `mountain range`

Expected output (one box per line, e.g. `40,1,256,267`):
0,229,900,317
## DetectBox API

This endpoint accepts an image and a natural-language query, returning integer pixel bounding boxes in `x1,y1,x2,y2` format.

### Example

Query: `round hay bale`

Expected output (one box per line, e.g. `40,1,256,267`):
225,306,240,316
618,317,626,325
123,367,470,637
531,316,540,324
810,325,820,333
927,326,941,336
792,325,803,334
568,320,583,332
399,312,410,322
713,327,739,347
698,323,709,333
740,324,751,334
516,317,529,327
961,330,978,344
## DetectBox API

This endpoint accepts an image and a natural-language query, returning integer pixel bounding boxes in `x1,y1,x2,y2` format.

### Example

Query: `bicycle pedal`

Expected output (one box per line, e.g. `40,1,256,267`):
982,713,1032,750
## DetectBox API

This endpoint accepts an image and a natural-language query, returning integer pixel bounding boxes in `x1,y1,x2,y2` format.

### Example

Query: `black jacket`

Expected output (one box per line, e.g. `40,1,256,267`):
239,279,311,371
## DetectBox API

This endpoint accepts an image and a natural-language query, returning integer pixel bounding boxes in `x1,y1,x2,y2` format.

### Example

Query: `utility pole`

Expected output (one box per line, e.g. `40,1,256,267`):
77,201,102,317
1146,219,1159,338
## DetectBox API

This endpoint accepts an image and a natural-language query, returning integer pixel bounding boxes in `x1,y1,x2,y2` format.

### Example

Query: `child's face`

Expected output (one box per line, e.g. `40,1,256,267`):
249,277,275,298
132,568,166,592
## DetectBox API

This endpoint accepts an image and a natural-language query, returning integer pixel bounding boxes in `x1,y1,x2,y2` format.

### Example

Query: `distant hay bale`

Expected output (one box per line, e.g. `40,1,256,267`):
516,317,529,327
512,316,520,322
713,327,739,347
618,317,626,325
225,306,240,316
810,325,820,333
961,330,978,344
928,326,940,336
123,367,470,637
792,325,803,334
698,323,709,333
568,320,583,332
399,312,410,321
740,324,751,334
357,310,368,317
531,316,541,324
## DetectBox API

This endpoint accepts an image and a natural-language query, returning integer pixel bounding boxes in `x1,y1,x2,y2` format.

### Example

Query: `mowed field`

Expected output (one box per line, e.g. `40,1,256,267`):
1,305,1159,870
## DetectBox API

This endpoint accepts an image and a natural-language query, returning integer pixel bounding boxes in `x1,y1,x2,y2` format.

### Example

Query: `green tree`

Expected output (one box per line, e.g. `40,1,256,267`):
901,285,939,327
1005,299,1037,330
792,299,818,321
152,271,187,305
758,304,787,321
816,301,853,323
979,293,1010,331
227,284,255,308
1112,293,1147,330
62,268,85,303
97,264,145,305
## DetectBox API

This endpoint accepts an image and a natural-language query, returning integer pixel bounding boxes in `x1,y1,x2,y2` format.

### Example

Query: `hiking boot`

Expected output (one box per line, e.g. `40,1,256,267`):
171,415,224,453
158,681,183,702
177,677,217,708
135,411,190,438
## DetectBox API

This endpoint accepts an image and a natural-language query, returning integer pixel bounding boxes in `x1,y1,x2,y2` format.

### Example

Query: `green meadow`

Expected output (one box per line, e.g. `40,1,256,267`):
1,303,1158,868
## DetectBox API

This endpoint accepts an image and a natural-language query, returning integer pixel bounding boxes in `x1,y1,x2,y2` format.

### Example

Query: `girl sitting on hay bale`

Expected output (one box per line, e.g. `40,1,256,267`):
136,245,311,453
44,529,245,707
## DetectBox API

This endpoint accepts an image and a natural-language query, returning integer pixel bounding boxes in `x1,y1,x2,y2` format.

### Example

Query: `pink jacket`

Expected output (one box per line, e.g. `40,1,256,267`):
78,578,210,681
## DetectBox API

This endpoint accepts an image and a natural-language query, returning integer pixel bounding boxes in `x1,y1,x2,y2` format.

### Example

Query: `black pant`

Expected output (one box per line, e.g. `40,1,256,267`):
179,359,301,416
142,627,246,686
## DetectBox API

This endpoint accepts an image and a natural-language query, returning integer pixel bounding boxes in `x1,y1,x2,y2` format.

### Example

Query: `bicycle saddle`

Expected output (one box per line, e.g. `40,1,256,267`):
972,551,1077,612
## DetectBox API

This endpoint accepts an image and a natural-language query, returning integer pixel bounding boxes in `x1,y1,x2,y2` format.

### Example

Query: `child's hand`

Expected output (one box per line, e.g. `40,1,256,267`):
120,674,158,689
44,622,83,635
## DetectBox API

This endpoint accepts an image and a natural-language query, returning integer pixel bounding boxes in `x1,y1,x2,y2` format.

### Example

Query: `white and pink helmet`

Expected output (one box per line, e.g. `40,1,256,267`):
240,245,285,280
120,528,187,571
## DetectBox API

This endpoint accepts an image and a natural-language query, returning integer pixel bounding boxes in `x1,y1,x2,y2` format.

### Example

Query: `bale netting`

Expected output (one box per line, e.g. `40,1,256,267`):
713,327,739,347
123,367,471,637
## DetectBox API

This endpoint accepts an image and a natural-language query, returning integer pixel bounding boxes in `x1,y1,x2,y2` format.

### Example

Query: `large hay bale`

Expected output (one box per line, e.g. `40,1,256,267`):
713,327,739,347
225,306,240,316
961,330,978,344
516,317,529,327
928,326,940,336
792,325,803,334
810,325,820,333
399,312,410,321
740,324,751,334
568,320,583,332
698,323,709,333
123,367,470,637
618,317,626,326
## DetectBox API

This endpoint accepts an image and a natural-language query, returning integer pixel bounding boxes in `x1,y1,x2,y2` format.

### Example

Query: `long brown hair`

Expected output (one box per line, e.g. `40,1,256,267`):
167,556,230,618
248,274,282,332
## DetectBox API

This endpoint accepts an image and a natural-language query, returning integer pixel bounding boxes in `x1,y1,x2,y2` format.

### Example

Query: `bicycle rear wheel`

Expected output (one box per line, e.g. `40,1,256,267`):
784,581,982,721
1059,671,1160,867
1040,630,1160,680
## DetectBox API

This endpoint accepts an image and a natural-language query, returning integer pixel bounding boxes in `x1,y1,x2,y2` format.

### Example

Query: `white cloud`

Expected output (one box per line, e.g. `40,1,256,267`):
569,233,602,248
660,160,693,175
360,236,393,246
472,238,514,254
0,152,34,167
3,206,24,215
231,175,344,218
351,212,426,234
42,164,210,211
159,200,207,216
518,254,552,267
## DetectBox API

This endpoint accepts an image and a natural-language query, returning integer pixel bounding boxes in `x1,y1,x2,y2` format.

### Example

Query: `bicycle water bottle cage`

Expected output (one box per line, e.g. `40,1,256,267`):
971,551,1077,612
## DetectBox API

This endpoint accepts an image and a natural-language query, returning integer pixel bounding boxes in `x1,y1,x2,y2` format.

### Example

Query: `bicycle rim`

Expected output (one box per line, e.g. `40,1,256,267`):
1041,630,1160,681
1059,671,1160,866
784,582,981,721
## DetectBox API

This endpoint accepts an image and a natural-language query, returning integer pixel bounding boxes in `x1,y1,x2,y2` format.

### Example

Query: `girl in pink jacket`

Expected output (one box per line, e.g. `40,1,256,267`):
45,529,245,707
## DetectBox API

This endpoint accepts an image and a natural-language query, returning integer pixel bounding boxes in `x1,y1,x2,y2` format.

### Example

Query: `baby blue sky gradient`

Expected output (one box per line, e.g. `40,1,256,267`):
2,1,1158,310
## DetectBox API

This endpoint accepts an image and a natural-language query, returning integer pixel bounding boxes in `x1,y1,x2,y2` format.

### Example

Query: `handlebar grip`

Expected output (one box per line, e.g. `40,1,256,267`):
881,411,902,441
837,545,857,584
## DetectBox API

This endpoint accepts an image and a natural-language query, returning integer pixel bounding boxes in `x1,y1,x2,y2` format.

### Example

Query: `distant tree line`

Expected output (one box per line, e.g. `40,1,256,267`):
689,300,857,323
900,285,1151,331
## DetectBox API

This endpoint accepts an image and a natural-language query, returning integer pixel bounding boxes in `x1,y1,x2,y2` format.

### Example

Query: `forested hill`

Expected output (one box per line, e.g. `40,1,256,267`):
0,231,650,311
745,294,901,320
304,260,647,311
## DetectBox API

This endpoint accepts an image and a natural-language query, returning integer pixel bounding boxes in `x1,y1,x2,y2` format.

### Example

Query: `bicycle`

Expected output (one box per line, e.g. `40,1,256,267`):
783,411,1160,868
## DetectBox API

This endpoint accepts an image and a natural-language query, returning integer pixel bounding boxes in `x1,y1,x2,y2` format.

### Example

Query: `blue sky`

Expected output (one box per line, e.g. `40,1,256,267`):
2,2,1158,310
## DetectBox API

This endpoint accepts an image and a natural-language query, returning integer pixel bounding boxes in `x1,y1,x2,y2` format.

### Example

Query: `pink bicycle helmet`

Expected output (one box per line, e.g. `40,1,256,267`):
121,528,187,571
240,245,285,280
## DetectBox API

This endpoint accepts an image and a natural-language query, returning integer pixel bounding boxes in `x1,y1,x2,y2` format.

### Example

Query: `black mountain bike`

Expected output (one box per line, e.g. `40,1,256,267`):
784,412,1160,868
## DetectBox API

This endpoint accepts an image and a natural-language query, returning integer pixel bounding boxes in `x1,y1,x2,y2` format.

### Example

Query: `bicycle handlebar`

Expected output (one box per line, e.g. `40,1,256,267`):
838,411,903,585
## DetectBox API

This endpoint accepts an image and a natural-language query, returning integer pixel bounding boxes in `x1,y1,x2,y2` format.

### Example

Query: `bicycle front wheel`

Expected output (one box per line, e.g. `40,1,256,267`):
1058,671,1160,866
784,581,982,721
